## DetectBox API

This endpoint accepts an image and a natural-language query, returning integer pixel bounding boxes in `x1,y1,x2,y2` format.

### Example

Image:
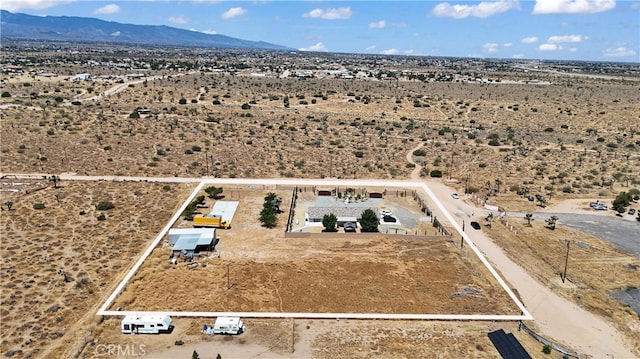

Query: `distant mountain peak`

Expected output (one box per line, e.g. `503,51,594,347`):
0,10,292,51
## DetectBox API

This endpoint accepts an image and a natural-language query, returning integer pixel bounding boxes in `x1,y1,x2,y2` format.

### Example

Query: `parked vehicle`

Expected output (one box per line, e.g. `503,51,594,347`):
121,315,172,334
470,221,481,230
193,214,231,229
629,208,636,215
382,215,397,223
451,193,460,199
212,317,245,335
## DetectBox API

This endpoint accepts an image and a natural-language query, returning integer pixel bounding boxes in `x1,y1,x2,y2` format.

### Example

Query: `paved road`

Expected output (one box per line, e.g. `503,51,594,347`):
503,211,640,258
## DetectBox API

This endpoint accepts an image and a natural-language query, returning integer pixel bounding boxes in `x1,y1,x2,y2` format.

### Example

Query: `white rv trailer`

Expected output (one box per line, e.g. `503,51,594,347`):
121,315,172,334
213,316,245,335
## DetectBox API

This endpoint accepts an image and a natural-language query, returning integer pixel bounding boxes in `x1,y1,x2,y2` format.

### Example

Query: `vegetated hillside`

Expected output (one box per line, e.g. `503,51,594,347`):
0,10,291,50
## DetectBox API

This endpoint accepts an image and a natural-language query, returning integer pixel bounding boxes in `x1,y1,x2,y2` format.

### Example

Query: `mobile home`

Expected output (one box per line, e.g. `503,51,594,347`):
213,316,245,335
121,315,172,334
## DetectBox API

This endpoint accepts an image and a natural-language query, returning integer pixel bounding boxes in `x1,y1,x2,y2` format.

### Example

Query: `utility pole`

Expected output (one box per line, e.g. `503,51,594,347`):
562,240,570,283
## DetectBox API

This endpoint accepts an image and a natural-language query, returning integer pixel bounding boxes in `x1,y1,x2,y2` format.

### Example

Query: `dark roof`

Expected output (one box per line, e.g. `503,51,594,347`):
487,329,531,359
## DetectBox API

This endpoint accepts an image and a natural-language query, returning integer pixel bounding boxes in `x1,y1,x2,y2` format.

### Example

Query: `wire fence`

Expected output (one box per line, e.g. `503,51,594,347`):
519,321,580,358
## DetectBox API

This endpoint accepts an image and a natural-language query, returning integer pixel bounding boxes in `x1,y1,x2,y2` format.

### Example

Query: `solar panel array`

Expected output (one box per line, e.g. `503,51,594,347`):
488,329,532,359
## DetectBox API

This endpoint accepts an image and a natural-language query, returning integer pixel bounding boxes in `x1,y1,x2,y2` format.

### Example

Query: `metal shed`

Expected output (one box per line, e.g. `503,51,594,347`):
168,228,216,246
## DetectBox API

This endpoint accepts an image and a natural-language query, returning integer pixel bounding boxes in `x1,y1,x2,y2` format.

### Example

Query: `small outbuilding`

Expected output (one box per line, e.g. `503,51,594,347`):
169,228,218,257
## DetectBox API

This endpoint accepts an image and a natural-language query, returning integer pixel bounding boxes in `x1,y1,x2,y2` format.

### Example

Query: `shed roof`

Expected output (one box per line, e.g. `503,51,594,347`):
172,235,215,251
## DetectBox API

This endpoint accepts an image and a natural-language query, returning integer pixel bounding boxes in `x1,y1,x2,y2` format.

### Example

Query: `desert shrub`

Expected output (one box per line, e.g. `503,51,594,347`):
33,203,45,210
1,91,11,97
542,344,552,354
488,138,501,146
354,151,364,158
95,201,115,211
97,213,107,221
162,185,171,191
191,145,201,152
185,149,194,154
430,170,443,178
413,149,427,156
178,98,187,105
241,103,251,110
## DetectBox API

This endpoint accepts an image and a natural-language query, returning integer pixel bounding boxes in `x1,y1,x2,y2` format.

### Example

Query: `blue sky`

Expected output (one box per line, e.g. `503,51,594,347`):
2,1,638,62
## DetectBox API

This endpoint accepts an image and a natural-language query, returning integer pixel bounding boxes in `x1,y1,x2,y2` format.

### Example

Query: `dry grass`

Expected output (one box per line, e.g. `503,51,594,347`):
112,188,518,316
2,55,639,358
483,218,640,355
0,180,193,358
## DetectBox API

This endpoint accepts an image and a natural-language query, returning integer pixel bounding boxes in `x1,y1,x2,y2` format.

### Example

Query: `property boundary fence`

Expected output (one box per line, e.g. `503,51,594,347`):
285,186,298,232
519,321,579,358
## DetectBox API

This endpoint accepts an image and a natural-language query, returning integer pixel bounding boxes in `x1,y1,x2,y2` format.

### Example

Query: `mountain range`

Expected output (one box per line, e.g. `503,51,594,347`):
0,10,291,50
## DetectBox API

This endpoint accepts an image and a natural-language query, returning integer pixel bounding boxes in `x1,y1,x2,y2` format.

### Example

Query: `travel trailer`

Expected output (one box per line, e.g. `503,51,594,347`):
212,316,245,335
121,315,172,334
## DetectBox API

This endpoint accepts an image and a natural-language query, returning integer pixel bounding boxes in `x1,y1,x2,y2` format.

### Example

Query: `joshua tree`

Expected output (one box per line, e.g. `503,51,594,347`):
545,216,558,230
49,175,60,188
4,200,13,211
485,213,494,228
524,213,533,226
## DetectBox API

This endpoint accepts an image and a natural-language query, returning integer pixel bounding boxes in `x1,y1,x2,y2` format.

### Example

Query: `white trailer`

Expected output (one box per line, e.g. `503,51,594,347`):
213,316,245,335
121,315,172,334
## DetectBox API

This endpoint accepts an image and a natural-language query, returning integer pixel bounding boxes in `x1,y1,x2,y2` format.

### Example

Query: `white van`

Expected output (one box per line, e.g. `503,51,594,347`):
213,316,245,335
121,315,172,334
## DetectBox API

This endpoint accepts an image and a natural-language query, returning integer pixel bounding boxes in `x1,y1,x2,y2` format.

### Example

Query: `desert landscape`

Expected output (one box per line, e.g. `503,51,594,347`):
1,41,639,359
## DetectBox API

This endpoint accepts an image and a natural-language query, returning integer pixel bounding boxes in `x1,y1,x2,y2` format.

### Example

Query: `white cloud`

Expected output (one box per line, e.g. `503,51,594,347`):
483,43,500,53
511,53,525,58
221,7,247,20
502,42,513,47
168,16,188,25
548,34,587,43
520,36,539,44
381,49,399,55
299,42,328,52
538,43,562,51
200,29,217,35
303,7,352,20
432,0,519,19
93,4,120,15
404,49,417,55
568,47,577,52
365,45,377,51
533,0,615,14
369,20,386,29
0,0,75,12
603,47,637,57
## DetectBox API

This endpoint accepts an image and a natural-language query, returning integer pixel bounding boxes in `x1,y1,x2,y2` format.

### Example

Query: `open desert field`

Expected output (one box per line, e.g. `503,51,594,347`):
110,187,518,316
0,179,194,358
1,47,639,358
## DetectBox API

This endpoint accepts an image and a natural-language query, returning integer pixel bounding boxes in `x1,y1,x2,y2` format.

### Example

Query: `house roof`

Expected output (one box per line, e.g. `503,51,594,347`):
307,206,378,220
172,230,215,251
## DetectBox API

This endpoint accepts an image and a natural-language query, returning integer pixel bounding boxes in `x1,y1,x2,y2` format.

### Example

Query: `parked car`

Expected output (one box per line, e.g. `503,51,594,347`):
629,208,636,215
470,221,481,230
382,215,397,223
451,193,460,199
527,195,534,202
380,209,393,217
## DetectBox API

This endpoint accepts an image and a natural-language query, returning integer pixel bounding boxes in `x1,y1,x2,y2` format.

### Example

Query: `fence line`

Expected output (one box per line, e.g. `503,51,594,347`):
519,321,579,358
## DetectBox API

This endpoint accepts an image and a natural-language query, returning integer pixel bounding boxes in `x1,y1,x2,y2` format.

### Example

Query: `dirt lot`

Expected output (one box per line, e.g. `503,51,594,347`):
0,180,194,358
85,317,555,359
111,188,518,316
479,215,640,355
